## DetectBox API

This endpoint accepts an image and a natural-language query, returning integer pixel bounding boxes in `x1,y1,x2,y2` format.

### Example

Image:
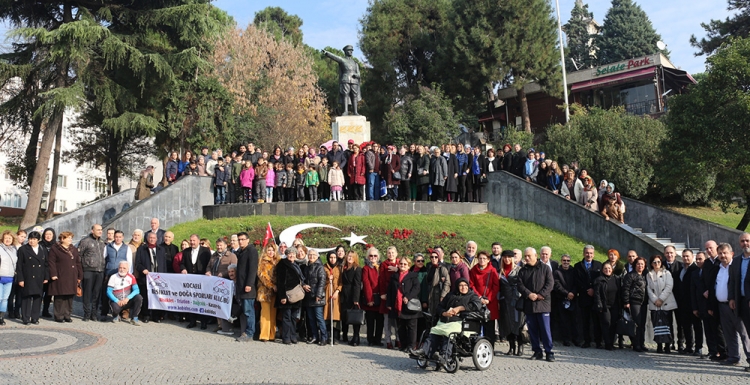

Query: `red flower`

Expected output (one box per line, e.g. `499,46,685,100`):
295,233,303,239
253,240,261,245
385,230,390,235
365,243,374,249
450,233,456,237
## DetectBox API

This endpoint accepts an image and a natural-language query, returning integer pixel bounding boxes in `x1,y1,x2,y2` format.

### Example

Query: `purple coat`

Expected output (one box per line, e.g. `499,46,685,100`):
449,262,470,292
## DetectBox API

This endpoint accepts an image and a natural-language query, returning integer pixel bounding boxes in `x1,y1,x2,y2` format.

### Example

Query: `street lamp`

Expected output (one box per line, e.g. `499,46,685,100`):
555,0,570,123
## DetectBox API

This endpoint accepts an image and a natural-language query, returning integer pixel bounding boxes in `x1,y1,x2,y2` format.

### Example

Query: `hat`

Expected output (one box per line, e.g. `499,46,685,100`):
348,139,354,144
343,45,354,51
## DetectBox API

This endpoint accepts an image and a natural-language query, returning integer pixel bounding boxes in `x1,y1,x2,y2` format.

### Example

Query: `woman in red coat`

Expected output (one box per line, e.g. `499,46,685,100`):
380,145,401,201
378,246,400,349
469,250,500,346
347,146,366,201
362,247,383,346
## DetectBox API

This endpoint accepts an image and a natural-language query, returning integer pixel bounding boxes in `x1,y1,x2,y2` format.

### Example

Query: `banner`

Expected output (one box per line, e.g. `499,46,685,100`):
146,273,234,320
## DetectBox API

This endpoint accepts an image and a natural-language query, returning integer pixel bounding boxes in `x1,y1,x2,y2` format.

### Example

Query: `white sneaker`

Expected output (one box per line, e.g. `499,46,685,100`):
217,330,234,335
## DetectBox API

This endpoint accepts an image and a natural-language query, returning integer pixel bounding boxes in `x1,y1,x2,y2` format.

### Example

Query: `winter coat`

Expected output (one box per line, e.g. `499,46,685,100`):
328,168,345,187
304,259,326,307
257,254,277,303
347,153,366,185
207,250,237,278
449,262,470,292
213,164,230,186
327,149,348,171
16,244,49,297
647,268,677,311
47,243,83,296
445,154,459,193
416,154,431,186
361,264,380,312
293,170,306,188
469,264,500,320
304,169,319,187
378,259,398,314
231,161,243,184
365,150,379,174
621,270,648,306
594,274,621,312
274,258,304,309
387,271,421,319
501,152,513,171
517,261,554,314
265,167,275,188
166,160,179,182
135,173,153,200
561,178,583,201
317,164,329,184
429,155,448,187
340,266,362,311
275,169,287,189
239,167,255,188
498,264,525,337
324,263,342,320
255,163,268,182
573,259,603,307
578,187,599,212
79,234,106,273
437,286,482,324
303,156,320,170
381,153,401,186
134,244,168,284
424,263,451,317
399,154,413,182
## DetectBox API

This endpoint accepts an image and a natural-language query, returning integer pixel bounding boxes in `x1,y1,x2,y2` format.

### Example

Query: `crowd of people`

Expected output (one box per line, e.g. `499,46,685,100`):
1,217,748,373
137,141,624,222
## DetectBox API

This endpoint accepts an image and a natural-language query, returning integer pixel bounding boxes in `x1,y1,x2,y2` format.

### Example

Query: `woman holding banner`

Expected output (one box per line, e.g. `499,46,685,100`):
257,244,279,342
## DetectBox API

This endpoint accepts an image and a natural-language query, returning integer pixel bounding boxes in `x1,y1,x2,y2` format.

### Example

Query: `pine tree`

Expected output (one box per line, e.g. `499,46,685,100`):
690,0,750,56
596,0,668,65
253,6,304,47
564,0,598,72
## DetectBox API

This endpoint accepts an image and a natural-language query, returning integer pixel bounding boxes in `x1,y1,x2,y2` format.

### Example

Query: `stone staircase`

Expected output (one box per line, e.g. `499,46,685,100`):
631,227,700,255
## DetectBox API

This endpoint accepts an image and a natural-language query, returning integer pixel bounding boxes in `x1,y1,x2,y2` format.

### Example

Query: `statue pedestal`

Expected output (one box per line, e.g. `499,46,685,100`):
332,115,370,145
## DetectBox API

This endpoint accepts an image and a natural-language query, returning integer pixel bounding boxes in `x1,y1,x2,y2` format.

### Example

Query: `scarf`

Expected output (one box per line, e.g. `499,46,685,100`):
525,159,536,176
472,154,481,175
503,264,512,278
41,228,56,251
395,271,408,314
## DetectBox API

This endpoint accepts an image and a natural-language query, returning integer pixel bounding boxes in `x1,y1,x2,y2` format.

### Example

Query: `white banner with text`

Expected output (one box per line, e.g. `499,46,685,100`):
147,273,234,320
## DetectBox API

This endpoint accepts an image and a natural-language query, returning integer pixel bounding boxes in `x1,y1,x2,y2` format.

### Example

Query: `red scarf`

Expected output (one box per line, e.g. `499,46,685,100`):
503,264,512,278
395,271,408,313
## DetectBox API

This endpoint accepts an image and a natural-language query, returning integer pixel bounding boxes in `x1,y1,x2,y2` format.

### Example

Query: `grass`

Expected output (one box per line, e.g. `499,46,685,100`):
662,204,744,230
0,225,15,234
169,214,607,264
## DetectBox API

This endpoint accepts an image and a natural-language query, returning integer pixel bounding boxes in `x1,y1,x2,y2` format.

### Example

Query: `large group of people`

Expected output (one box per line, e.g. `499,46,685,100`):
142,141,623,221
1,218,749,373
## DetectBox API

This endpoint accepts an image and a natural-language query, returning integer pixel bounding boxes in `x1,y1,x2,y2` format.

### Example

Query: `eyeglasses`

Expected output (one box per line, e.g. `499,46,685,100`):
430,255,439,259
652,261,661,264
561,260,571,263
368,255,378,258
398,263,409,266
415,260,424,263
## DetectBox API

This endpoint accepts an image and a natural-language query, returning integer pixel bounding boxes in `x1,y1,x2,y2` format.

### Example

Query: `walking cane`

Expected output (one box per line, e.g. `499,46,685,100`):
330,277,334,347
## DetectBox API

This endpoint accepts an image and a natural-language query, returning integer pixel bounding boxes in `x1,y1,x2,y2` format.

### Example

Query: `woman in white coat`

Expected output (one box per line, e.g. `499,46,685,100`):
646,254,677,354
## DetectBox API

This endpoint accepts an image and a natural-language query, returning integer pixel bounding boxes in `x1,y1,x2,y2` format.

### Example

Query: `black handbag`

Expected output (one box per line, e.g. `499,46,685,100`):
617,310,636,338
346,308,366,325
479,175,488,185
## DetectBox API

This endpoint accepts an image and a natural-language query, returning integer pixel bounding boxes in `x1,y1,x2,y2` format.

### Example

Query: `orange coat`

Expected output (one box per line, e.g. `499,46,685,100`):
324,263,342,321
257,254,278,303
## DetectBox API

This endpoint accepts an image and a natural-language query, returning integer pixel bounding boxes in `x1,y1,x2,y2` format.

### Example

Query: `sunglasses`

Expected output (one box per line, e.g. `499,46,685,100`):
399,263,409,266
561,260,571,263
415,260,424,263
652,261,661,264
430,255,439,259
368,255,378,257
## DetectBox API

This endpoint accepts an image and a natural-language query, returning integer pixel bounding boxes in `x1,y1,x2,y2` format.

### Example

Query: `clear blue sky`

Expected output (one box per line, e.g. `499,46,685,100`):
213,0,734,75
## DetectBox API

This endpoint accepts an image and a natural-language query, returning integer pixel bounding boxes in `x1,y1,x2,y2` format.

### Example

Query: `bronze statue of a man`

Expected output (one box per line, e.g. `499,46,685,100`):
322,45,361,115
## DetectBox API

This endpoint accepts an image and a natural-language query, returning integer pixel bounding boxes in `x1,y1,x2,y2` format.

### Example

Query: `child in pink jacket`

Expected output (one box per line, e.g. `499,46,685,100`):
239,161,255,202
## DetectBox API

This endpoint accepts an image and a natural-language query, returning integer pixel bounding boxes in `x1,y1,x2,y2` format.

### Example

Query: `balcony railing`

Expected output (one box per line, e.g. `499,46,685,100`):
625,99,660,115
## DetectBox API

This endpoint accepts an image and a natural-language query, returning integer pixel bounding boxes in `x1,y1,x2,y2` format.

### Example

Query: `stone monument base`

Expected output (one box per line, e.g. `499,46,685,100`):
332,115,371,145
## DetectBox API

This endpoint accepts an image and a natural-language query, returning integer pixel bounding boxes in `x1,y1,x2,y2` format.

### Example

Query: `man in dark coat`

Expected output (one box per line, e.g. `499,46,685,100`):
675,249,702,355
553,254,579,346
702,240,728,360
16,231,49,325
144,218,166,246
235,232,259,342
574,245,603,348
180,234,212,329
135,232,168,323
517,247,555,362
727,234,750,370
511,144,527,178
691,252,712,358
663,245,685,351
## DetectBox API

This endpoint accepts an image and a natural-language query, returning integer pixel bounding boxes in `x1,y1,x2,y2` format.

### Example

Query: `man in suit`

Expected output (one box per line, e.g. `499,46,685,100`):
144,218,166,246
553,254,579,346
675,249,702,355
539,247,559,273
235,232,259,342
713,242,750,368
663,245,684,351
691,252,711,358
702,240,728,361
574,245,603,348
728,234,750,372
134,232,168,323
180,234,211,329
625,250,639,274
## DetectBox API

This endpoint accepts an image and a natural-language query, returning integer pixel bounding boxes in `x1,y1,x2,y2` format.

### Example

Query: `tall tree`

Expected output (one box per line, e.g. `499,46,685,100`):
690,0,750,56
383,85,460,145
253,6,304,47
596,0,668,65
660,37,750,230
564,0,598,72
359,0,451,128
211,25,330,150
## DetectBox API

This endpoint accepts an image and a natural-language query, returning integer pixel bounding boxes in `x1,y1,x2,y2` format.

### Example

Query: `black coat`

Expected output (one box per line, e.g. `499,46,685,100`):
275,258,304,309
573,260,602,307
387,271,421,319
517,261,554,314
501,152,513,172
437,289,482,323
553,267,577,299
340,266,362,310
135,244,168,284
235,245,259,300
621,270,648,306
180,247,211,275
16,244,49,297
690,268,709,316
675,263,699,311
594,274,621,312
304,259,326,307
161,243,180,273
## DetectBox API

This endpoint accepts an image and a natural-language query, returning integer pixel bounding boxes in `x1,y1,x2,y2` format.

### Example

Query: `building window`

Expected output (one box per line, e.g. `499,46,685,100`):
95,177,107,194
86,178,92,191
55,200,67,213
57,175,67,188
3,169,10,180
12,194,21,208
1,193,9,206
76,177,84,191
41,198,48,210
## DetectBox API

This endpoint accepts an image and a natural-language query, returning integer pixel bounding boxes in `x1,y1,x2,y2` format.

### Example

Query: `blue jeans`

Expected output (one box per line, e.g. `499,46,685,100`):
306,306,327,342
0,280,11,313
242,298,256,337
215,185,226,204
367,172,379,200
526,312,553,354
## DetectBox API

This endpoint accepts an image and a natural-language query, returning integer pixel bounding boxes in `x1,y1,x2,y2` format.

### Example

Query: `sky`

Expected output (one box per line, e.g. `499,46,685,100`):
211,0,735,75
0,0,735,76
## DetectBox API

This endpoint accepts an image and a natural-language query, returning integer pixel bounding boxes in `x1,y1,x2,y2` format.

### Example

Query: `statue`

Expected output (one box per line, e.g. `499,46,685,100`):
322,45,361,116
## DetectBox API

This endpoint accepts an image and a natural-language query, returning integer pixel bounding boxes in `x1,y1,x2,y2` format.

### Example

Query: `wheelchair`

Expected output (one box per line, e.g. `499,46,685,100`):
409,309,494,373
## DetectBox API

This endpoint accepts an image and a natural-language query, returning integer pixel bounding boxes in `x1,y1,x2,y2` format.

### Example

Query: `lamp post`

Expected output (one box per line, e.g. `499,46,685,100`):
555,0,570,123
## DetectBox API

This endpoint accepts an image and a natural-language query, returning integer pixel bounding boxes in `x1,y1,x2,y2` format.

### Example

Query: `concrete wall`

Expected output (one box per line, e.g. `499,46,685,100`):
621,197,744,249
25,189,136,240
485,171,664,258
104,176,213,238
204,201,487,219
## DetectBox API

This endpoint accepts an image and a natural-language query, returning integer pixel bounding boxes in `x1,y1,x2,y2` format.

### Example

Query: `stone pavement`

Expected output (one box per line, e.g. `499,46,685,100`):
1,302,748,384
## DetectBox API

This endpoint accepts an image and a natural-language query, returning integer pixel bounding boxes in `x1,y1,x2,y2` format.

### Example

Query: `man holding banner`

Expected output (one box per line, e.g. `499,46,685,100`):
181,235,212,329
235,232,259,342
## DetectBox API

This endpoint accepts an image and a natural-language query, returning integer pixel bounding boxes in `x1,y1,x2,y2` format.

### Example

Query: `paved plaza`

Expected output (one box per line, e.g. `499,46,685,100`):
0,302,748,384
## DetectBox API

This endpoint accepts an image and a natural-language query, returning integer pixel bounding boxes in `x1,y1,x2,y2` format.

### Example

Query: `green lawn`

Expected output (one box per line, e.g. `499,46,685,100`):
0,225,16,234
169,214,607,264
664,205,744,230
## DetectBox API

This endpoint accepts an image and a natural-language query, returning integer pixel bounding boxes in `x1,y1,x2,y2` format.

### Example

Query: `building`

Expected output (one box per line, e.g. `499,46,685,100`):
481,53,697,136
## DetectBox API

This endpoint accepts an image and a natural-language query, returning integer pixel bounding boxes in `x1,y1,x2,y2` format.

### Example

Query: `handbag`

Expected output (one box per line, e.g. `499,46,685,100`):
286,284,305,304
76,284,83,298
652,309,672,344
479,175,488,185
346,307,366,325
380,180,387,197
617,309,636,338
514,297,525,311
406,298,422,312
393,171,402,180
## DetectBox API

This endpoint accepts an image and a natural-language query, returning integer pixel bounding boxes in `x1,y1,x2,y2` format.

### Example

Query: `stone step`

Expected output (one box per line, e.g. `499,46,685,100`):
642,233,658,239
654,238,673,245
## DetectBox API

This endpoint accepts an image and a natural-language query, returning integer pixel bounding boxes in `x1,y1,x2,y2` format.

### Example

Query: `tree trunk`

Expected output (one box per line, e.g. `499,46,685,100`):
737,200,750,231
20,110,63,229
44,119,63,220
518,86,531,133
24,116,43,184
107,131,121,194
160,155,169,187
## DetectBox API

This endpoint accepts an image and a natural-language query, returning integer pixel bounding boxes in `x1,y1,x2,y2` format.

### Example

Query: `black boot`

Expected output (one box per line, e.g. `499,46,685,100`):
0,315,5,326
506,340,516,355
515,343,525,356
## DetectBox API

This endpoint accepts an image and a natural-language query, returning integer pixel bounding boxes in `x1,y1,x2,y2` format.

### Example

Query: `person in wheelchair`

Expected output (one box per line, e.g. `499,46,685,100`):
410,278,481,363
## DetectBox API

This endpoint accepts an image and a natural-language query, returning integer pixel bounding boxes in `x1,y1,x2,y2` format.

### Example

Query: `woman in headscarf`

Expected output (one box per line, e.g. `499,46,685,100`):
600,183,625,223
48,231,83,323
324,251,342,344
39,228,55,318
448,251,470,292
577,176,599,212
